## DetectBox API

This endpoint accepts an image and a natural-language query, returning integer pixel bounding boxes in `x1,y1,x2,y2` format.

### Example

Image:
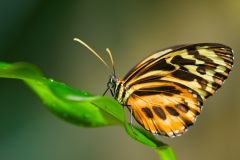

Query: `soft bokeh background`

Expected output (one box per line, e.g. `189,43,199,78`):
1,1,239,160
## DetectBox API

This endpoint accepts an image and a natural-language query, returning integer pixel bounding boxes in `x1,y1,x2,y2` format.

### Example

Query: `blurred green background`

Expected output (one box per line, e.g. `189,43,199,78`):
1,1,240,160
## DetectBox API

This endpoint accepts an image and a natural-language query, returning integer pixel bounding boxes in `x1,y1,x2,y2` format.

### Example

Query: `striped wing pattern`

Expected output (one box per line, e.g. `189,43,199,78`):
117,43,234,137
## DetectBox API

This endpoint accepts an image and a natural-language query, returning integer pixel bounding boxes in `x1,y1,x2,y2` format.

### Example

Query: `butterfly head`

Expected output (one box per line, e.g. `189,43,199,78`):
107,75,119,98
108,75,118,85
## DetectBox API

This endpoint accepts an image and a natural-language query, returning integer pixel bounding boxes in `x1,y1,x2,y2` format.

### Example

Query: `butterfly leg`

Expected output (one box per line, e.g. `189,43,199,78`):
102,87,110,96
123,104,138,138
120,103,138,137
130,107,138,138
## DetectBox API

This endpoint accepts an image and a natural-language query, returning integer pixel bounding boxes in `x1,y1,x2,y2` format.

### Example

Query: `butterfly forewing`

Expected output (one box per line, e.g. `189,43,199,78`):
117,43,234,137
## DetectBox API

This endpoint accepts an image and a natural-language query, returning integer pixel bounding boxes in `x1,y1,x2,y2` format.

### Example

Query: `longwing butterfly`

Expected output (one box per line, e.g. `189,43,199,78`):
74,38,234,138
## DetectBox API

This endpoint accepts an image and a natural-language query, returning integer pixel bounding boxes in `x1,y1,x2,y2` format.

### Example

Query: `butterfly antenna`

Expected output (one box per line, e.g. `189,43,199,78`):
106,48,116,76
74,38,114,74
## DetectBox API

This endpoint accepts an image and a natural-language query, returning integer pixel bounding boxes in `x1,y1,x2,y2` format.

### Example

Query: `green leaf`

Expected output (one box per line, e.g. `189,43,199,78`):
0,61,176,160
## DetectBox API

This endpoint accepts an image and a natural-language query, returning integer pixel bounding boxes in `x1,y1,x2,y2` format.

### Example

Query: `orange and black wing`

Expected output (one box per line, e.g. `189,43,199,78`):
123,43,234,137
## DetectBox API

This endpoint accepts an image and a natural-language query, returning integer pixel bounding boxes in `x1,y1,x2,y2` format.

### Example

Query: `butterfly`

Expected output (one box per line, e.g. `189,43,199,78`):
74,39,234,138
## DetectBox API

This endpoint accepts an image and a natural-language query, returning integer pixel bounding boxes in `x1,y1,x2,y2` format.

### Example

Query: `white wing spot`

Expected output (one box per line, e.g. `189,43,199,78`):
193,93,197,98
181,126,186,130
169,132,174,136
174,130,179,134
192,117,197,122
177,133,182,136
198,101,201,106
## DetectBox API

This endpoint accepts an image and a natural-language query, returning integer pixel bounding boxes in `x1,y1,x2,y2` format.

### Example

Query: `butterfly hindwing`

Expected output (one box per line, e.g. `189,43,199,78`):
127,80,203,137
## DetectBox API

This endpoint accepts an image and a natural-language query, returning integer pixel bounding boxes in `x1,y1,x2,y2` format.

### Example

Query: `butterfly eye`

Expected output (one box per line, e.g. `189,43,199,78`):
109,75,118,84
